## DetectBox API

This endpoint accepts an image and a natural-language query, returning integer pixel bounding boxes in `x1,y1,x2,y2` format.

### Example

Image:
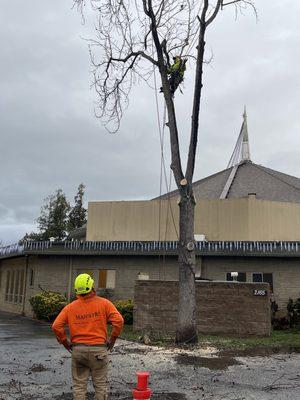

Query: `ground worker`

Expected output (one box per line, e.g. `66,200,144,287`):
167,56,187,94
52,273,124,400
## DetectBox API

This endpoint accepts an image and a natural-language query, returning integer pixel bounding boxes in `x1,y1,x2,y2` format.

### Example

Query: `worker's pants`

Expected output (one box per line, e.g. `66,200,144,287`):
72,345,108,400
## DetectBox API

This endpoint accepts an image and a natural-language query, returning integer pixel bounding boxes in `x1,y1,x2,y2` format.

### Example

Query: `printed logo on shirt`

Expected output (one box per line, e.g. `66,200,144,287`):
76,311,100,320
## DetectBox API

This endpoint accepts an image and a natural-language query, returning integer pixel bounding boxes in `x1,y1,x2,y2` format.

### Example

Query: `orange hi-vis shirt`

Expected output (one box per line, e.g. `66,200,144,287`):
52,292,124,345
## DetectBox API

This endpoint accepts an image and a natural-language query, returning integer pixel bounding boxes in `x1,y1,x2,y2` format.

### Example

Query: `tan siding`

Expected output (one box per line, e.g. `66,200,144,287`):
86,200,179,241
87,197,300,241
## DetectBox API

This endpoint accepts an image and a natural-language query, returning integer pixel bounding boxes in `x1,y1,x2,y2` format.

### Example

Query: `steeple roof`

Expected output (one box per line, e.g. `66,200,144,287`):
156,111,300,203
227,107,250,168
157,161,300,203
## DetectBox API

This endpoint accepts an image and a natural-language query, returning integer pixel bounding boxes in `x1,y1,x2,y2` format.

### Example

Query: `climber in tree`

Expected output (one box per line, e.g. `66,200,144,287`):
167,56,187,94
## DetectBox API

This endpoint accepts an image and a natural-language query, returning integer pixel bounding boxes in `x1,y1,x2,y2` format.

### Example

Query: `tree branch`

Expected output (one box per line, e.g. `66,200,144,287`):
206,0,222,27
186,6,209,184
146,0,184,187
222,0,257,19
110,51,158,66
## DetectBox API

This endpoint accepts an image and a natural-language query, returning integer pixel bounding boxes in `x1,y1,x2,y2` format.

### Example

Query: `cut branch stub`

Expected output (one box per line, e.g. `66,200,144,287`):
180,178,188,186
186,241,195,251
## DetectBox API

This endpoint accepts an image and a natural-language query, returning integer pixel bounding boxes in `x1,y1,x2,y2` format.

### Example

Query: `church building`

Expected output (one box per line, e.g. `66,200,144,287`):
1,111,300,316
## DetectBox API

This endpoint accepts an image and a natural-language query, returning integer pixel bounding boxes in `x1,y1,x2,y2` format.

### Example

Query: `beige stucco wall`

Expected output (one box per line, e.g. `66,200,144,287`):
86,200,179,241
248,196,300,241
196,198,250,240
87,197,300,241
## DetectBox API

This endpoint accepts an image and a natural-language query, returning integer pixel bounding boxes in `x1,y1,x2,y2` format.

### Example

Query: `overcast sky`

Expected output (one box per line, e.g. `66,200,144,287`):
1,0,299,244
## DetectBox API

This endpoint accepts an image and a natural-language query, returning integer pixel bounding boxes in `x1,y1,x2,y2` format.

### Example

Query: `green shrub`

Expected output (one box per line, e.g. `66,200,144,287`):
114,299,133,325
287,298,300,328
272,298,300,330
30,291,68,321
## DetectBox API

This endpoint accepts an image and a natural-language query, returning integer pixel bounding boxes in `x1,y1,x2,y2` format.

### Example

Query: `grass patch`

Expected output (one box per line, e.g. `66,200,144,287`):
198,330,300,351
116,325,300,351
108,324,140,342
119,325,140,341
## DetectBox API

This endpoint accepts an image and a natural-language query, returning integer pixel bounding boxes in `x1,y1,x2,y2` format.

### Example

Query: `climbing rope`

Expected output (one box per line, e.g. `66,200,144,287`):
153,64,179,279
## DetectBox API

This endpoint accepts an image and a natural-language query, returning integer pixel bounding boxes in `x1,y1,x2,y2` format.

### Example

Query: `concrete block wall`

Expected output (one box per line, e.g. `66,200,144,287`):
24,255,70,316
134,280,271,336
201,256,300,309
71,255,179,300
0,255,179,317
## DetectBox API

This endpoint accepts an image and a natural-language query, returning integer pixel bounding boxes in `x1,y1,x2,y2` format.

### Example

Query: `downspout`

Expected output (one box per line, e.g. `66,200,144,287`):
22,255,29,316
67,255,73,302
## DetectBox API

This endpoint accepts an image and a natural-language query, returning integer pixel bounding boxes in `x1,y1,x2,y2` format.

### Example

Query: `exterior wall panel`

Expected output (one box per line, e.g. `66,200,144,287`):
87,198,300,242
201,256,300,309
134,280,271,336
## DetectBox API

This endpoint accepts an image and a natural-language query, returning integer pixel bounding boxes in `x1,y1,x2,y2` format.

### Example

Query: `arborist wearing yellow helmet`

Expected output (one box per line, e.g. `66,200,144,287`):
52,273,124,400
168,56,187,94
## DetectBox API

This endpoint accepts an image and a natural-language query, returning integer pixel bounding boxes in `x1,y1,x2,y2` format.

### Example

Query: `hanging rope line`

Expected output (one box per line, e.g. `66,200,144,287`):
153,64,179,279
153,68,179,240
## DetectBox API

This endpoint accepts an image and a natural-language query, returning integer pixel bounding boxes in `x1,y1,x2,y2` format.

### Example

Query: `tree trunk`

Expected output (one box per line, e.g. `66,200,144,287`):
176,192,197,344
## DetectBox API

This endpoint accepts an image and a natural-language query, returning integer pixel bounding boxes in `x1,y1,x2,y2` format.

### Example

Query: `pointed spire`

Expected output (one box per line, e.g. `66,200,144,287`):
227,107,251,168
241,106,251,161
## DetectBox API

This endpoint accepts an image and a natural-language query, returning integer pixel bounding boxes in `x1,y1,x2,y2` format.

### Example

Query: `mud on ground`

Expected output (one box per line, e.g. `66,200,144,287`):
53,393,187,399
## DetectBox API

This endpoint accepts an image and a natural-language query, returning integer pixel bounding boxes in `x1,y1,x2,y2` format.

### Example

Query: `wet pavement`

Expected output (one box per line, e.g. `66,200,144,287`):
1,311,300,399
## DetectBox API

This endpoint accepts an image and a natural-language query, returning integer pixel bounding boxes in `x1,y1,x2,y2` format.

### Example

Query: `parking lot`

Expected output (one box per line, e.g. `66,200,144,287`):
1,311,300,399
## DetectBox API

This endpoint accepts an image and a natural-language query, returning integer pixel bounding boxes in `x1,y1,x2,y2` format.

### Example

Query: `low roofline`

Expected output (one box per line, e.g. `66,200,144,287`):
1,240,300,260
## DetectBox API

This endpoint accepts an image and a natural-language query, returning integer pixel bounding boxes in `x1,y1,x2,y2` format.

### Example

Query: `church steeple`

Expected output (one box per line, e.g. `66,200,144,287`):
241,106,250,161
227,107,251,168
220,109,252,199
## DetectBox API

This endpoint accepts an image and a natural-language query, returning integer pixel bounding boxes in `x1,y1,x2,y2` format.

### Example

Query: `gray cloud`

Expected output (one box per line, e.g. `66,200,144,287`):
0,0,299,244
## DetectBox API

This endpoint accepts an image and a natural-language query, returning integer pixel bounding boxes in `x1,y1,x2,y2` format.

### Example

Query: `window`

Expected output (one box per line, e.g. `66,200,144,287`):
29,269,34,287
252,273,273,292
98,270,116,289
14,270,19,303
226,272,246,282
19,270,25,304
5,269,25,303
5,271,10,301
9,271,15,302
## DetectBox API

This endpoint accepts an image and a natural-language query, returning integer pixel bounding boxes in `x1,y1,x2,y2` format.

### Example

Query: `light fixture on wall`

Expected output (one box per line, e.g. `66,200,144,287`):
230,271,238,282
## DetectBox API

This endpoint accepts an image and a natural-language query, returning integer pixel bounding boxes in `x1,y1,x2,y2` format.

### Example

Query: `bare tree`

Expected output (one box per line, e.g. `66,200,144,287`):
73,0,255,343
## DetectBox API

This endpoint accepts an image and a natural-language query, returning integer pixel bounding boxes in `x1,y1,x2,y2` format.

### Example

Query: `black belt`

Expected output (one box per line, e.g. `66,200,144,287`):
72,343,107,347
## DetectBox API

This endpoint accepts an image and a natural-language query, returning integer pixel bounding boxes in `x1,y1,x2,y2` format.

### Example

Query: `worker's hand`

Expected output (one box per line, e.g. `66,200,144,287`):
62,340,73,353
106,336,117,351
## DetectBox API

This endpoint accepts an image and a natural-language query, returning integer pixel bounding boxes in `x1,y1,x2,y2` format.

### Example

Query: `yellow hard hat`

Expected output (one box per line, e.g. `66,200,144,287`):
74,273,94,295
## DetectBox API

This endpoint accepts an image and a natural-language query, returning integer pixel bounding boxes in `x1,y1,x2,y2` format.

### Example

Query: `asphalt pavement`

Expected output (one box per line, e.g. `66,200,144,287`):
0,311,300,399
